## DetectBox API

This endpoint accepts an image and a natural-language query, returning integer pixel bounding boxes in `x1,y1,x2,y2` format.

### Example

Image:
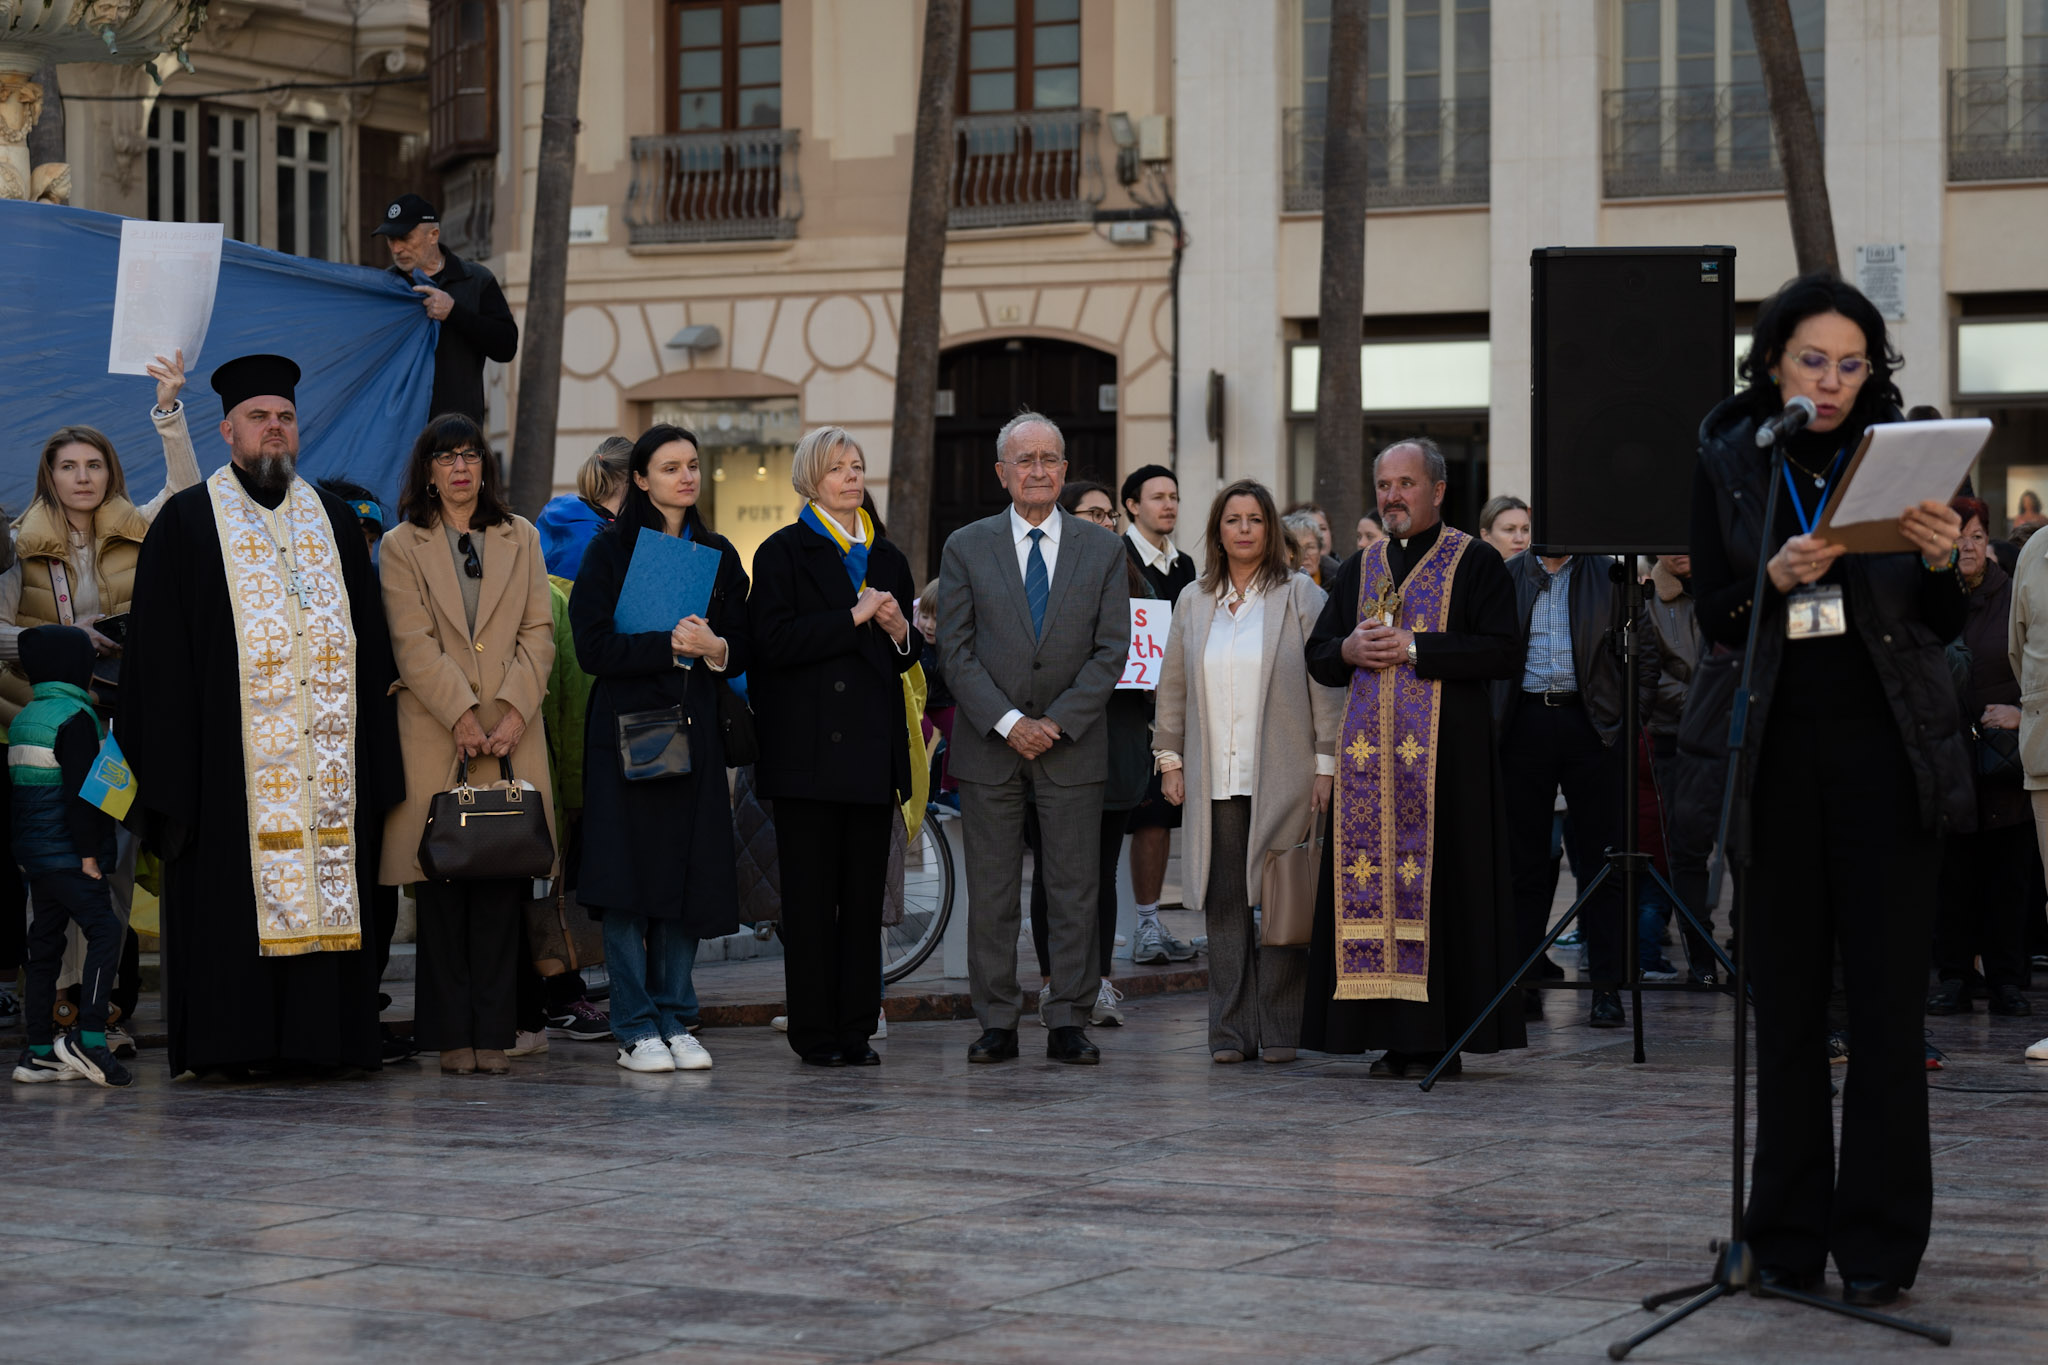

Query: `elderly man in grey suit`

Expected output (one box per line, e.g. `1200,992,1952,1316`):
937,411,1132,1064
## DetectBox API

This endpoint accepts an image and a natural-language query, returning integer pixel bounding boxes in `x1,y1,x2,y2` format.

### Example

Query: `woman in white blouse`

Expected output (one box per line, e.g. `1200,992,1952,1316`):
1154,480,1343,1063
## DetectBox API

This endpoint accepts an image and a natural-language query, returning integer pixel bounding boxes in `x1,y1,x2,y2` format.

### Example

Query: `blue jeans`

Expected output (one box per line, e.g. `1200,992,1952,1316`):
602,913,700,1045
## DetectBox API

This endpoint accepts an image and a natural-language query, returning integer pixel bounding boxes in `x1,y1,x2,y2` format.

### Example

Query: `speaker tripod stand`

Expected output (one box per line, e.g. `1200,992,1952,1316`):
1606,436,1949,1358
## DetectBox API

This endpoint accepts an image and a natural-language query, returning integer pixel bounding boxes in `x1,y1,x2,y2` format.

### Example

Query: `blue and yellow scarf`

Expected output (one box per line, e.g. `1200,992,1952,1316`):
800,502,872,593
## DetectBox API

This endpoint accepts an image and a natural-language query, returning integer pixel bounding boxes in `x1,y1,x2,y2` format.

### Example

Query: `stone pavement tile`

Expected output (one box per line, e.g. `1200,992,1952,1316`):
1104,1152,1508,1196
1543,1296,2047,1365
530,1194,929,1245
231,1263,646,1322
609,1347,849,1365
235,1172,620,1220
1497,1209,1740,1262
587,1238,1102,1307
519,1284,1000,1358
196,1209,689,1277
0,1235,106,1265
893,1315,1406,1364
829,1207,1319,1271
1024,1177,1582,1243
0,1292,669,1365
1,1244,368,1312
989,1266,1633,1353
10,1190,341,1250
1236,1236,1637,1293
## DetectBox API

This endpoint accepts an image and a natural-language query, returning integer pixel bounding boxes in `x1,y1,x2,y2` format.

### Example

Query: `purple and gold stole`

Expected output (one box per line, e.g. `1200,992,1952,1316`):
1333,527,1471,1001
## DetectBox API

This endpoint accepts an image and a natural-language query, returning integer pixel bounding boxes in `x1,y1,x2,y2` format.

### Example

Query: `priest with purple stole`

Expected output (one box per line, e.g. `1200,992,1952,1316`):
1301,438,1526,1078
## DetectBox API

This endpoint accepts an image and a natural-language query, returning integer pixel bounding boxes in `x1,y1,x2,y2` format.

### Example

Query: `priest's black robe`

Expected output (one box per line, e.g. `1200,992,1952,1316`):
1300,520,1528,1057
122,467,402,1075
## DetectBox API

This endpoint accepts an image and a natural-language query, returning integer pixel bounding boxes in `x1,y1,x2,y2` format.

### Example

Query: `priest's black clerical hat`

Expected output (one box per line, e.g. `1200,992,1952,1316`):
211,353,302,419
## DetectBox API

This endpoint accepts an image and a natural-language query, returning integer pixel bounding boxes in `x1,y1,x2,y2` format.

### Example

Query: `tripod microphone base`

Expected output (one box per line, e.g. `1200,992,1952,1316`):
1610,1239,1953,1359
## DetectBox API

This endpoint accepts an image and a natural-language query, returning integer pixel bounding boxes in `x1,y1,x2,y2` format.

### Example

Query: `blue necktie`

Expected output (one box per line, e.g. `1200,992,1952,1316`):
1025,528,1049,638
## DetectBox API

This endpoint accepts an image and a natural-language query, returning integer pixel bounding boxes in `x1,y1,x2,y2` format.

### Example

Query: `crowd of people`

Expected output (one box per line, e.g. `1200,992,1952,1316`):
0,271,2043,1307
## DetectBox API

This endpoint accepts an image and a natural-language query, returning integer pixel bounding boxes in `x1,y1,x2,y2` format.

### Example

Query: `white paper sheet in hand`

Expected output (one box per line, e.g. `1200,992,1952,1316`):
1825,419,1992,526
107,221,223,376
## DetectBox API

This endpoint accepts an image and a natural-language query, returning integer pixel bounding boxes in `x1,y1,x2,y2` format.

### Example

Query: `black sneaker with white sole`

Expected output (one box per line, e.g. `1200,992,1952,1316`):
53,1030,132,1088
11,1047,81,1084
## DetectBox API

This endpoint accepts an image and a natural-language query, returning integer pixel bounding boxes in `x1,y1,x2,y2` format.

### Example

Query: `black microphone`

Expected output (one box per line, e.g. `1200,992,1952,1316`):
1755,395,1818,448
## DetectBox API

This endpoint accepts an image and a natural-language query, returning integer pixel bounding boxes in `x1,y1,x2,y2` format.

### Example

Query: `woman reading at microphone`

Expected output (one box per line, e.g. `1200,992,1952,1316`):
1690,273,1966,1309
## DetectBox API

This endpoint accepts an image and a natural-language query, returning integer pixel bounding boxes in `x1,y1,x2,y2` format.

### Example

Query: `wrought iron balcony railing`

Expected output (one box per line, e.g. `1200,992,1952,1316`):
949,108,1105,229
625,127,802,245
1603,81,1823,199
1949,65,2048,182
1282,101,1491,212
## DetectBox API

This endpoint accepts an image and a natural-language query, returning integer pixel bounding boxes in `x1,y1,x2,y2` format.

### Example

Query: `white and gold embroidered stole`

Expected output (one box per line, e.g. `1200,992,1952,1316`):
207,469,361,956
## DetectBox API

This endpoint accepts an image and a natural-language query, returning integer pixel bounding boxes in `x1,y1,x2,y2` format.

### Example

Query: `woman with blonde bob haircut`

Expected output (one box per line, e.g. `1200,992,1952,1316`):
1153,479,1344,1064
747,426,920,1066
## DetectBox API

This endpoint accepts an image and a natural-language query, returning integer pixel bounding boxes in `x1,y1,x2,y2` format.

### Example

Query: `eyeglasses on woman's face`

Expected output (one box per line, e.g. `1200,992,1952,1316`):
1788,350,1868,383
1074,503,1118,526
433,448,485,467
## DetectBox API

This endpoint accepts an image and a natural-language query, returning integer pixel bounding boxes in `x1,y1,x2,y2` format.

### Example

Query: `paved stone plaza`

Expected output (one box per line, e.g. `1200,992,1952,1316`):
2,985,2041,1365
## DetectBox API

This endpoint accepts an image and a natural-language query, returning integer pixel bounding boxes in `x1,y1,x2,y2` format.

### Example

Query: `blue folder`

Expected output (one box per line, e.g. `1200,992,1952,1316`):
615,530,720,635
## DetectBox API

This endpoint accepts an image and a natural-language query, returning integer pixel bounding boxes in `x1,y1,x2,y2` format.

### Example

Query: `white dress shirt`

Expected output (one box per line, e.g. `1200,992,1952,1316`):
1201,588,1266,799
994,505,1063,739
1126,524,1179,578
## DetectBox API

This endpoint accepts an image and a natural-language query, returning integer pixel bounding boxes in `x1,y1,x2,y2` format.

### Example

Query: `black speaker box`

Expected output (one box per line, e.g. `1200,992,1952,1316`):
1530,246,1736,555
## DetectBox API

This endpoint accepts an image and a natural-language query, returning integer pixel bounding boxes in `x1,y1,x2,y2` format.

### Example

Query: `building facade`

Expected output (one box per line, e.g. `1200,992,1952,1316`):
477,0,2047,565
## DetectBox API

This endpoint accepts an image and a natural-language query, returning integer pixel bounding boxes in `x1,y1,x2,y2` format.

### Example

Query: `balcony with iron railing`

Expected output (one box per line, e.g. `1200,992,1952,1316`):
1602,81,1823,199
1282,101,1491,213
1950,65,2048,182
625,127,803,246
949,108,1105,230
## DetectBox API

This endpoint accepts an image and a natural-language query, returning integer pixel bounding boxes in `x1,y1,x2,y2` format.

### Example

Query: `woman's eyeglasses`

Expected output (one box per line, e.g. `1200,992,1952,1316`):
1790,351,1868,383
457,532,481,579
433,448,485,467
1075,507,1119,526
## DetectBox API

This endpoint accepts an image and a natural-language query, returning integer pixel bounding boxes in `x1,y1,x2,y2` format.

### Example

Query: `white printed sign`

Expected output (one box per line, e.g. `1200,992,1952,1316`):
1854,244,1906,322
107,220,222,376
1118,600,1170,690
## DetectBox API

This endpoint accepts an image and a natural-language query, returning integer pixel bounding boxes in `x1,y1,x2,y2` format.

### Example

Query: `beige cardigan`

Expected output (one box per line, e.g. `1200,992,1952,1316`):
1153,571,1345,911
379,513,558,884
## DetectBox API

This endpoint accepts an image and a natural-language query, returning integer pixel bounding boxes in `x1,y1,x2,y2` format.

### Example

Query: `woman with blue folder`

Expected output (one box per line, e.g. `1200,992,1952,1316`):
569,424,749,1074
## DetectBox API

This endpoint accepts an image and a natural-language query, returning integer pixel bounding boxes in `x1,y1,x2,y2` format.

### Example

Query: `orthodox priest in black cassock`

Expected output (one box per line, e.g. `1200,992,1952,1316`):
122,355,402,1076
1300,444,1525,1075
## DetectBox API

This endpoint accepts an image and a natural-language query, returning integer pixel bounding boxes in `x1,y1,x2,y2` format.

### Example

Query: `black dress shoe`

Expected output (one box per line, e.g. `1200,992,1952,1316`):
1046,1025,1099,1064
800,1051,846,1067
1589,991,1626,1028
1925,978,1967,1015
842,1047,881,1066
1989,984,2033,1017
1368,1051,1412,1079
967,1028,1019,1063
1757,1266,1824,1294
1842,1277,1901,1307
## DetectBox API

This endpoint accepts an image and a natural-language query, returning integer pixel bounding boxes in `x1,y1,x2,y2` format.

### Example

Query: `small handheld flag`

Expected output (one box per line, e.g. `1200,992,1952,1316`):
80,727,137,821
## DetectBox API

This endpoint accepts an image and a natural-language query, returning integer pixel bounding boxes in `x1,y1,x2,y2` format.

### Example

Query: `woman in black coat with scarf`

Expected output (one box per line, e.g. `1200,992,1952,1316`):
1690,273,1966,1308
570,424,750,1074
747,427,919,1066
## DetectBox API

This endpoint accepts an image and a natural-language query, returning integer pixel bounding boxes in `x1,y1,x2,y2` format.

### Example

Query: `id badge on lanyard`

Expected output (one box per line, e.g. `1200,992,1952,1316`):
1784,453,1847,641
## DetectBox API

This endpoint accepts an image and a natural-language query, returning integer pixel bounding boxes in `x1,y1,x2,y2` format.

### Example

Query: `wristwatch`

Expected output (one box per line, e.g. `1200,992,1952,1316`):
1406,638,1419,665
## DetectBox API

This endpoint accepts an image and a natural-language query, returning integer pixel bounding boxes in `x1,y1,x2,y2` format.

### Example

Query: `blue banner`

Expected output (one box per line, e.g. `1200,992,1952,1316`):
0,199,436,513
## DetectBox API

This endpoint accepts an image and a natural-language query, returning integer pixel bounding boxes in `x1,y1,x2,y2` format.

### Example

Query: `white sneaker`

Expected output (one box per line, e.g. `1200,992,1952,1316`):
2027,1036,2048,1061
874,1008,888,1040
617,1037,676,1072
1113,933,1127,948
1036,984,1052,1026
1091,979,1126,1027
508,1030,548,1057
1131,920,1168,965
667,1034,713,1070
770,1015,789,1033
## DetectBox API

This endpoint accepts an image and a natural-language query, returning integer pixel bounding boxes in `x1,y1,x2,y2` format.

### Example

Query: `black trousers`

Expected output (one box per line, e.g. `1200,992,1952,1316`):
1934,822,2031,990
1501,694,1626,985
1744,714,1935,1286
23,868,120,1045
772,798,889,1059
0,747,24,975
1028,803,1127,980
412,878,522,1051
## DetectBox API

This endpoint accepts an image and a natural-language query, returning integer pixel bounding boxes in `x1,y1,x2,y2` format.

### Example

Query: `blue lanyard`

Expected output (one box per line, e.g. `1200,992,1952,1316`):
1782,449,1846,537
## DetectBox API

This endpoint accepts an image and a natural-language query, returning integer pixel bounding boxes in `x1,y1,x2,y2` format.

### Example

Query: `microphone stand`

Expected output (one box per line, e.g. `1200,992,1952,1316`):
1609,430,1950,1357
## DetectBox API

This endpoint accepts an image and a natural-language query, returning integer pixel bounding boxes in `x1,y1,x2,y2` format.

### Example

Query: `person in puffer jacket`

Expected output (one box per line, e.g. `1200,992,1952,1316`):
8,626,127,1088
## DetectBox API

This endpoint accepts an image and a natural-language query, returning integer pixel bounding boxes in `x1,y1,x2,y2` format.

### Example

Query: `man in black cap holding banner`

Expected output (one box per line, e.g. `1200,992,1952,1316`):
122,354,403,1077
374,193,518,425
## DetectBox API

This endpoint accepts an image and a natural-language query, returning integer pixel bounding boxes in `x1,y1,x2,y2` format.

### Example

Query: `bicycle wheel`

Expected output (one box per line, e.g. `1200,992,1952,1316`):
884,808,954,982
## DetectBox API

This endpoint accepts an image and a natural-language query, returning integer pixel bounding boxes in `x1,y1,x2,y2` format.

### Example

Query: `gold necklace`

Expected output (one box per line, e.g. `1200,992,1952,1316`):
1784,451,1829,489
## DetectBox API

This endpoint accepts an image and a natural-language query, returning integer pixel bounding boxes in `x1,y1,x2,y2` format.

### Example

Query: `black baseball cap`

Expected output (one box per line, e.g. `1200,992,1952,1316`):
372,193,439,237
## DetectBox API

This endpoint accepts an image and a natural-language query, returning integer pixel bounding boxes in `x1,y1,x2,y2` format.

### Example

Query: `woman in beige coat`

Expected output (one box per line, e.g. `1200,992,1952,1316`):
380,415,556,1076
1154,480,1343,1064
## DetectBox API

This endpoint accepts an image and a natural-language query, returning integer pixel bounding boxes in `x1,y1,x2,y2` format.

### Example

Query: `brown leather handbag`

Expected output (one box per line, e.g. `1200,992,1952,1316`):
419,755,556,882
1259,810,1325,948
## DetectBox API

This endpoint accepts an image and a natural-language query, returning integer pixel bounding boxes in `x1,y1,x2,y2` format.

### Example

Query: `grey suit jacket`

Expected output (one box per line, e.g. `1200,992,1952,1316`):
936,506,1132,787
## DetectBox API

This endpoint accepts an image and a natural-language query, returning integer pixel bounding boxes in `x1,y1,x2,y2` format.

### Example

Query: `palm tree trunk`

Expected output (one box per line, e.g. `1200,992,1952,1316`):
507,0,587,518
887,0,962,587
1746,0,1836,274
1315,0,1369,552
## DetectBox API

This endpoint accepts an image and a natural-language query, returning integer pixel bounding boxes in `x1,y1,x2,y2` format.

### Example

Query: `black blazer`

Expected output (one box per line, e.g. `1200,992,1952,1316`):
746,520,921,806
